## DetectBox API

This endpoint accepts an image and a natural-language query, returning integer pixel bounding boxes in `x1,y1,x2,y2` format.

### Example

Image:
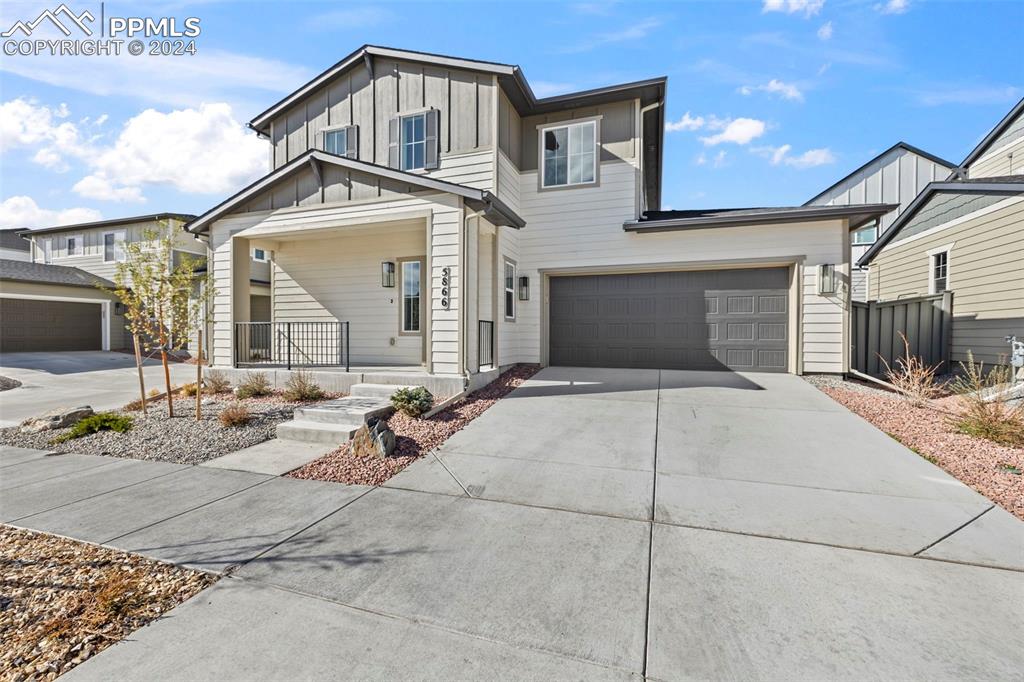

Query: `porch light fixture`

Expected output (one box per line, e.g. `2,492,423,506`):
518,275,530,301
817,264,836,295
381,261,395,288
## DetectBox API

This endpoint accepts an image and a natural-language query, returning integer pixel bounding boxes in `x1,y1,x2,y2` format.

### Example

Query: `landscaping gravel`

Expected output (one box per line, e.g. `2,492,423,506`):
810,377,1024,520
1,525,214,681
289,364,542,486
0,395,326,465
0,376,21,391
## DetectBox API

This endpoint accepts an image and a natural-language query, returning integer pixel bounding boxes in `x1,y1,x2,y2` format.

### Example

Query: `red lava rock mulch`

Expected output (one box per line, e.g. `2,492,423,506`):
821,386,1024,520
288,364,541,486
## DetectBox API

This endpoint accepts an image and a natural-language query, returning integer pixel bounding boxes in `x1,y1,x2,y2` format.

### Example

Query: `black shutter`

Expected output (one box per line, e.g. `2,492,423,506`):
388,117,400,168
425,109,439,169
345,125,358,159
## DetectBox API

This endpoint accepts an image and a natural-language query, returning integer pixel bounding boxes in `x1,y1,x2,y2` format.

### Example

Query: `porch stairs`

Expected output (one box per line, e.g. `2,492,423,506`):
276,383,417,445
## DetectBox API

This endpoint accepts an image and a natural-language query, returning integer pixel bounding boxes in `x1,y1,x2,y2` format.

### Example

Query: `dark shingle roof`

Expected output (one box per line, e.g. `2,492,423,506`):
625,203,897,233
0,259,116,289
0,229,30,251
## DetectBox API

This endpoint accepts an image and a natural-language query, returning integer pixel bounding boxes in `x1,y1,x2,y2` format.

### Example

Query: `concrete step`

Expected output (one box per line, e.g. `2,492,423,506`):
276,420,361,445
349,383,419,399
293,397,393,423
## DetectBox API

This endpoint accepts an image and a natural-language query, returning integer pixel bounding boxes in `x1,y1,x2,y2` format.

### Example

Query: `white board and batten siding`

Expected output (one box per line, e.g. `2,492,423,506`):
208,193,464,375
510,160,849,374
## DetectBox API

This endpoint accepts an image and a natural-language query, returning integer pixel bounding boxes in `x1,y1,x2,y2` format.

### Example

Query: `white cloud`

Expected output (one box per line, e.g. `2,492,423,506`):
695,152,707,166
712,150,728,168
0,196,101,229
817,21,833,40
753,144,836,168
762,0,825,17
818,62,832,76
875,0,909,14
912,85,1020,106
563,16,664,52
666,112,706,132
0,98,84,170
738,79,804,101
81,103,266,200
700,118,767,146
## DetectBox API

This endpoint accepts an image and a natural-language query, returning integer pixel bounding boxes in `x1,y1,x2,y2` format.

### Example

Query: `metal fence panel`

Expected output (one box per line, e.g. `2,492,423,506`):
235,321,349,370
851,292,953,378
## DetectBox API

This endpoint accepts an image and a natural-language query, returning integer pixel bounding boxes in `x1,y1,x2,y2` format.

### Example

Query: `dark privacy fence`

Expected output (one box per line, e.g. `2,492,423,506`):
851,292,953,378
235,321,349,371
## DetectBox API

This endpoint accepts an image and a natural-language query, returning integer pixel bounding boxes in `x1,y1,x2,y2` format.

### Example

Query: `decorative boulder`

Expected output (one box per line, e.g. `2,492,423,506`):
351,417,397,458
20,406,94,434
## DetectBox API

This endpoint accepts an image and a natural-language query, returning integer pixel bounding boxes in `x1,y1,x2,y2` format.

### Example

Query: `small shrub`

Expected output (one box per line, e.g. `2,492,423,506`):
879,332,941,407
236,371,271,399
147,388,160,398
282,369,325,402
949,352,1024,447
204,369,231,394
123,398,144,412
218,403,251,427
391,386,434,417
51,413,133,443
181,382,199,396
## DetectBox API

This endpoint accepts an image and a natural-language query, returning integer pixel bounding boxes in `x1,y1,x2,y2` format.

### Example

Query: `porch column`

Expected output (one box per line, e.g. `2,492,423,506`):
230,235,251,367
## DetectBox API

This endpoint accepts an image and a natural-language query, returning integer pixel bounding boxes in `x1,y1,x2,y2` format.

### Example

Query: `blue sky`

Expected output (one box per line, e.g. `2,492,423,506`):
1,0,1021,228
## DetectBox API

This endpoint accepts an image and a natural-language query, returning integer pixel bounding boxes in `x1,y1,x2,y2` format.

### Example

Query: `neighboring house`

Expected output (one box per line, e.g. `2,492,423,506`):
805,142,955,300
185,44,892,380
858,98,1024,365
0,229,31,261
1,213,202,353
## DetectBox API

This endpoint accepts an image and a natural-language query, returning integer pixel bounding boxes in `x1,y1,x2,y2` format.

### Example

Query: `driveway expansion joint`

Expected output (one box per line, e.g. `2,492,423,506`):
912,504,995,557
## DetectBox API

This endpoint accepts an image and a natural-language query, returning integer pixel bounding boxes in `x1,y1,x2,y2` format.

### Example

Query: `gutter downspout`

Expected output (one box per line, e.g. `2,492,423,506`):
638,100,663,215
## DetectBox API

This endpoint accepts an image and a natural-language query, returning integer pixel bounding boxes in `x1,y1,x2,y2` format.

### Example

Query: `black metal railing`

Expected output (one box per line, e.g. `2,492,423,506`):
235,321,349,370
479,320,494,370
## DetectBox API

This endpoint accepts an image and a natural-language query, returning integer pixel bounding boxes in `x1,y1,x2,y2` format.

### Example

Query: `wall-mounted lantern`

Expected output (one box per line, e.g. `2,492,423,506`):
518,275,530,301
817,264,836,295
381,261,395,288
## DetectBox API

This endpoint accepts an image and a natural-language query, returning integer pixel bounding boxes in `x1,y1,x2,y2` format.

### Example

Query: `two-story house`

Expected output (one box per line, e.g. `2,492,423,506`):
185,45,893,389
858,98,1024,365
0,213,209,353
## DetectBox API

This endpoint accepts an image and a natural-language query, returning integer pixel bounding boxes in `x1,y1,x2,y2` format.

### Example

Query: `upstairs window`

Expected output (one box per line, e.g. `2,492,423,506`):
65,234,84,256
38,238,53,264
541,119,597,189
322,125,357,158
103,230,126,263
931,251,949,293
852,222,877,245
389,110,438,171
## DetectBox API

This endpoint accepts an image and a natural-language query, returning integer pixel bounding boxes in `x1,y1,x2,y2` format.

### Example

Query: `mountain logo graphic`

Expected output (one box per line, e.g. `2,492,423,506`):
2,4,95,38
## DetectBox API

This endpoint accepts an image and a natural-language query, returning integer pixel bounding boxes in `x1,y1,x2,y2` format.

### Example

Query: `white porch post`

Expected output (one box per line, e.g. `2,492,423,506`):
230,235,251,367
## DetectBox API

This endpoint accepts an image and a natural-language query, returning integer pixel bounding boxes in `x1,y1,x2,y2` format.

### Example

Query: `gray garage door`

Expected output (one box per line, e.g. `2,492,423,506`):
549,268,790,372
0,298,102,353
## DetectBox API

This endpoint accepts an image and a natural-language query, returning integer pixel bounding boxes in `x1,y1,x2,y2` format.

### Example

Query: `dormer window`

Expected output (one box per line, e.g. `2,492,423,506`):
541,119,598,189
322,124,357,158
388,110,439,171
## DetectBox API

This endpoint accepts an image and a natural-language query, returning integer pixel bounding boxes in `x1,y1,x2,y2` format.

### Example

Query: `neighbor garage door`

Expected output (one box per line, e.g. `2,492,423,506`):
0,298,102,352
549,268,790,372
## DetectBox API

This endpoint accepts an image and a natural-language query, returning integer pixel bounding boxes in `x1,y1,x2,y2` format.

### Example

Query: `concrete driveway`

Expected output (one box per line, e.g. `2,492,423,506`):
0,351,197,426
4,367,1022,680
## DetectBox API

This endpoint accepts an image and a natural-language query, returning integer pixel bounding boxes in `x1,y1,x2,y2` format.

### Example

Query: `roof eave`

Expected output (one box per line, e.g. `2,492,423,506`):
16,213,197,237
623,204,897,234
954,97,1024,171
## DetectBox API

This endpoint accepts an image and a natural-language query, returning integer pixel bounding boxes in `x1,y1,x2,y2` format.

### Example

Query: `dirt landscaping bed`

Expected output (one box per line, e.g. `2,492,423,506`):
1,525,214,681
0,393,339,465
807,376,1024,520
288,364,541,486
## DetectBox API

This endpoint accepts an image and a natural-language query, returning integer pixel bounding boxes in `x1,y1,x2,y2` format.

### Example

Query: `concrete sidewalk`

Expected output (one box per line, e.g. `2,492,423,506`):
5,367,1024,680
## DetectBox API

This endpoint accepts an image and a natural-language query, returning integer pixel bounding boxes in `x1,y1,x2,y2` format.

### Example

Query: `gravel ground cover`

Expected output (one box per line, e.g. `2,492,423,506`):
0,393,337,465
1,525,214,681
289,364,542,486
806,375,1024,520
0,376,21,391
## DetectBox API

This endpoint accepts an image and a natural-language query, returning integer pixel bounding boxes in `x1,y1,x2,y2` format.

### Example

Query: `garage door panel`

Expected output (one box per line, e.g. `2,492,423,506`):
549,268,789,373
1,298,102,352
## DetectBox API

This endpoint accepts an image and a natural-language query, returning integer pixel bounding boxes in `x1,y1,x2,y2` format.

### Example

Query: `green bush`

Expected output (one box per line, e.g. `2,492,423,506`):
390,386,434,418
51,413,133,443
236,371,272,399
282,369,325,402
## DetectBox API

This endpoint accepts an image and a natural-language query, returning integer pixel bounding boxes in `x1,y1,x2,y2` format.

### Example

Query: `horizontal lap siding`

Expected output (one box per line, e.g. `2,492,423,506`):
870,197,1024,364
431,151,494,191
514,160,847,373
968,137,1024,179
496,150,521,216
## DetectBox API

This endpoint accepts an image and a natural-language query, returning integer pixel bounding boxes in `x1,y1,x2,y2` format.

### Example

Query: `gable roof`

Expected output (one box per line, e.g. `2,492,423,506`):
804,142,955,207
624,204,897,233
0,229,30,251
185,149,525,234
17,213,196,237
952,97,1024,177
856,176,1024,266
0,258,116,289
247,44,666,135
